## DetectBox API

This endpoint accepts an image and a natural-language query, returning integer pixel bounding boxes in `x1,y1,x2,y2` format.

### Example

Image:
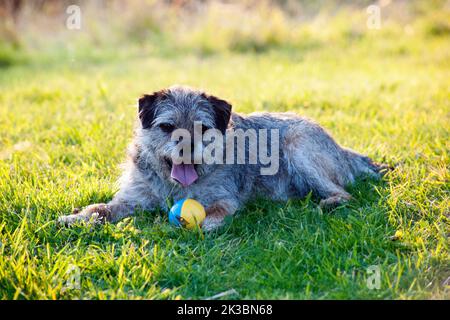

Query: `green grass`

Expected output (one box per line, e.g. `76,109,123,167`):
0,8,449,299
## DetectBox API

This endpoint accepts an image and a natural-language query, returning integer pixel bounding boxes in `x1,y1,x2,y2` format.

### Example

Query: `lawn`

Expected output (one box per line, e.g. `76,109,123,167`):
0,2,449,299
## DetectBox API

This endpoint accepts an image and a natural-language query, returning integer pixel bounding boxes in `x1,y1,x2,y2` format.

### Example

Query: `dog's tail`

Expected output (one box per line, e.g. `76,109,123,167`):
345,149,391,179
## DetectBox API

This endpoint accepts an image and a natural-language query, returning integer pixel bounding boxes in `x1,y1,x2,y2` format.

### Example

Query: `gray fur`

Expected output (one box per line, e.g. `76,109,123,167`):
58,85,385,231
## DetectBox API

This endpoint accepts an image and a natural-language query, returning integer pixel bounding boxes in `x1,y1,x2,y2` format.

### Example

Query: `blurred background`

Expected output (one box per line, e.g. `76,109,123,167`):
0,0,448,67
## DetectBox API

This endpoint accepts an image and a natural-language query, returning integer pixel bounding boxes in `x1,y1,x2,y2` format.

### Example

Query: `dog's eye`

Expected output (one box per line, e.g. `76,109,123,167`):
159,123,175,133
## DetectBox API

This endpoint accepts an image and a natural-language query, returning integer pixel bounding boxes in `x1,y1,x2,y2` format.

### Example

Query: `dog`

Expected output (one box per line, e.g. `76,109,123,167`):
58,85,386,231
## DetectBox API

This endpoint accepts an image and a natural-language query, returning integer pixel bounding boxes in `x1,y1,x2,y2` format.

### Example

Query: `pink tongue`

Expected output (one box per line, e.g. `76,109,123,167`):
171,164,198,187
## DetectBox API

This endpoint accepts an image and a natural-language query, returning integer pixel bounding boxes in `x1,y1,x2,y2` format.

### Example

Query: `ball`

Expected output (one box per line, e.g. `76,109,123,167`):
168,198,206,229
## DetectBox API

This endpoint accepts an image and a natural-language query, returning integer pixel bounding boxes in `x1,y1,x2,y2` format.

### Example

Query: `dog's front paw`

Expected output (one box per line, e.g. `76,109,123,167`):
202,202,235,232
202,203,229,231
201,214,225,232
57,203,111,226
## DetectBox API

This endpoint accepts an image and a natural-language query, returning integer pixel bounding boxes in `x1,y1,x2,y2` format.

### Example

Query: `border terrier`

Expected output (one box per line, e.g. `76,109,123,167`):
58,85,385,231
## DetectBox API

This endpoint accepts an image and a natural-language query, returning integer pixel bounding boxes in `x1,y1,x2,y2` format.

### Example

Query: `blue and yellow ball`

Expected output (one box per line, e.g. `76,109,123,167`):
168,198,206,229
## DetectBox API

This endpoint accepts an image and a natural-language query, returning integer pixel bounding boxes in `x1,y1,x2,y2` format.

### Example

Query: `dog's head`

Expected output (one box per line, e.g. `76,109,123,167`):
136,85,232,187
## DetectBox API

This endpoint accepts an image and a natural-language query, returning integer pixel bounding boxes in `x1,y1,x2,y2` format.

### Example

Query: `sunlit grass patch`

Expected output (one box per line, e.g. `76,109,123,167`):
0,1,449,300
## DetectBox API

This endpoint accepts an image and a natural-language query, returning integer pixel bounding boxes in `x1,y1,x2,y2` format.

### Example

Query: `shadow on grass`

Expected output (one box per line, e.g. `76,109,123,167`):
22,172,418,299
48,175,394,245
218,176,390,234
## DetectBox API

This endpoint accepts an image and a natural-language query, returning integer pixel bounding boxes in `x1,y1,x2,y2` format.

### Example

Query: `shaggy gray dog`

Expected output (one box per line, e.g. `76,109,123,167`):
58,85,385,231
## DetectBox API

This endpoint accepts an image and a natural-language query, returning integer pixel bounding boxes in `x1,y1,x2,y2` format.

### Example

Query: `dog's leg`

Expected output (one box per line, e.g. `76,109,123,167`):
283,126,355,210
286,152,353,209
202,201,237,231
302,174,352,210
319,191,352,209
57,201,135,226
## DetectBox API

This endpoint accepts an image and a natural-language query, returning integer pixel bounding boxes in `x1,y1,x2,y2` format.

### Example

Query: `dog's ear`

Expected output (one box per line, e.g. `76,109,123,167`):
138,90,166,129
203,94,232,134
